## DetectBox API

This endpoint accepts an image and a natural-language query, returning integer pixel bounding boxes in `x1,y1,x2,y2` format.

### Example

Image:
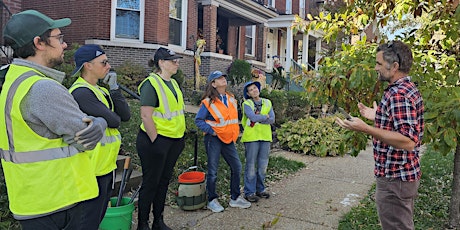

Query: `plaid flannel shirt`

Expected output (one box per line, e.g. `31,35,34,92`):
373,76,424,181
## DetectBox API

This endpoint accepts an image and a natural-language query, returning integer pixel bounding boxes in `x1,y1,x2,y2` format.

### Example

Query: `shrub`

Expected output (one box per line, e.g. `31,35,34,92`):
286,91,310,120
171,68,184,89
276,116,349,157
260,89,288,126
189,90,204,106
227,59,251,85
57,43,80,88
115,60,148,93
269,67,287,90
0,167,20,229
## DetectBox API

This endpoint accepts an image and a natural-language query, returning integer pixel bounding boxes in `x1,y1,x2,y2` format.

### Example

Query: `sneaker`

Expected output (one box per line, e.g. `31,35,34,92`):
229,196,251,208
207,198,224,212
244,194,260,203
256,191,270,199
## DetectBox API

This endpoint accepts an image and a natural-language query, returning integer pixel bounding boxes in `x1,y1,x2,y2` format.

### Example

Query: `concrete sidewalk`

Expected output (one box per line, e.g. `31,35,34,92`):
156,145,375,230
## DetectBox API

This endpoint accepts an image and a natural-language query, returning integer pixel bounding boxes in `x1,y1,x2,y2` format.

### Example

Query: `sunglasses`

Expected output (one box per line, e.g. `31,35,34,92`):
387,41,401,65
91,59,109,67
100,60,109,66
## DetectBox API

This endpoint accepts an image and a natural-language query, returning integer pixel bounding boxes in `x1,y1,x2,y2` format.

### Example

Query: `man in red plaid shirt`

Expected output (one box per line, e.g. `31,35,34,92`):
336,40,424,230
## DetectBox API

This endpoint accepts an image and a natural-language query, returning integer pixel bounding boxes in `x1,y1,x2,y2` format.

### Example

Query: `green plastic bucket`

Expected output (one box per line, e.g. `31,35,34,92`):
99,197,134,230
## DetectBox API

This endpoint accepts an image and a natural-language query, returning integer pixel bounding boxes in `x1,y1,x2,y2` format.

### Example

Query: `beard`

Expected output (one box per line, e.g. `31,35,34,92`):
378,72,391,82
47,56,64,68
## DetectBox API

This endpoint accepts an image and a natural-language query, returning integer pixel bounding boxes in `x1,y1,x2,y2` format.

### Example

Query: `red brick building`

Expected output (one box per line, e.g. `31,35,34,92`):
0,0,325,83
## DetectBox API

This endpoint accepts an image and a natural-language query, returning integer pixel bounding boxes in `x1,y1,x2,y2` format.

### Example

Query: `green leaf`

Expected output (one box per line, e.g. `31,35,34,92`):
424,111,439,120
443,128,457,148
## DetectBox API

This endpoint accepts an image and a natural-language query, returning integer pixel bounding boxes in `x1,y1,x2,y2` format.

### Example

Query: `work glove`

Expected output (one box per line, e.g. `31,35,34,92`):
75,116,107,150
103,71,119,90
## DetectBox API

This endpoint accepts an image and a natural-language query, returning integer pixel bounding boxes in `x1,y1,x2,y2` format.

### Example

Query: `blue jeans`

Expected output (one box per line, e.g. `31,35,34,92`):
243,141,270,196
204,134,242,201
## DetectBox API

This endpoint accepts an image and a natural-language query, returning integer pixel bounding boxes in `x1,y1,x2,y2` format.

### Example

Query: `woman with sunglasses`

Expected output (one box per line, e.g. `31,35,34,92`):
136,47,185,230
69,44,131,229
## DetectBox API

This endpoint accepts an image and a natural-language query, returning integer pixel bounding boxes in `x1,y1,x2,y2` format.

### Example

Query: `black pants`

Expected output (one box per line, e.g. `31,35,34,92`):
136,130,184,224
19,203,83,230
80,172,114,230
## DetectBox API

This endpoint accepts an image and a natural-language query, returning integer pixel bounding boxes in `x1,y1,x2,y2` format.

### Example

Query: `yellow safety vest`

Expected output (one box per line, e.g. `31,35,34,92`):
138,73,185,138
0,65,98,219
201,95,240,144
69,77,122,176
241,98,273,142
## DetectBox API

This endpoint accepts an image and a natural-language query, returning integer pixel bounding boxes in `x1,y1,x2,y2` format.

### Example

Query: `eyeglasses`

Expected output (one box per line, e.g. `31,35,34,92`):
387,41,401,65
49,34,65,44
100,60,109,67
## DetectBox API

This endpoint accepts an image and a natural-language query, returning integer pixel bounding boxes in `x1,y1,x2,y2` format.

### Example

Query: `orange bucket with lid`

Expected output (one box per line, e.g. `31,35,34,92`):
176,131,207,210
178,171,205,184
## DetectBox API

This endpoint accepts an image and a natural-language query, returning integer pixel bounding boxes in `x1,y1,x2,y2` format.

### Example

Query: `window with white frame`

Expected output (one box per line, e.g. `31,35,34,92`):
267,0,275,8
169,0,184,46
115,0,142,40
245,25,255,56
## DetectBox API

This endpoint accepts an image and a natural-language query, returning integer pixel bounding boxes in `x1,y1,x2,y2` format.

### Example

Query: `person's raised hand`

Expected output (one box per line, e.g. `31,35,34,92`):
358,101,377,121
103,72,119,90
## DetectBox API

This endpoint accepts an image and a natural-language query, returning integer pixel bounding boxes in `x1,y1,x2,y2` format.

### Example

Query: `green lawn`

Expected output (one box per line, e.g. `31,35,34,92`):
339,150,453,229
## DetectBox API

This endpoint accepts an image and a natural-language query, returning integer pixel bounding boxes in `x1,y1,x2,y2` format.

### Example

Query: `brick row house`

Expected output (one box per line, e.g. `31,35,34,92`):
0,0,325,85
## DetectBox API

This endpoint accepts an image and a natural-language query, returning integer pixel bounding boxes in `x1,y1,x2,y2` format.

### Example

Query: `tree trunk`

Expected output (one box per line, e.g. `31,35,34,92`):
448,143,460,227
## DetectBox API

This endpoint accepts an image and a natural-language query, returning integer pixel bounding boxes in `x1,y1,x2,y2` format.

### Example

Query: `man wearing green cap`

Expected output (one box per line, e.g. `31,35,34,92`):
0,10,107,229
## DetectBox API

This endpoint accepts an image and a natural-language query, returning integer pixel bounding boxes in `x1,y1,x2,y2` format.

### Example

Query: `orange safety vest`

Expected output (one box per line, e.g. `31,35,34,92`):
201,94,239,144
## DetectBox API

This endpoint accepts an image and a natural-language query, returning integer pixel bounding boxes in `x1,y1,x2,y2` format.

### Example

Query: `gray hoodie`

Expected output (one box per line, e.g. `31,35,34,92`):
12,59,105,151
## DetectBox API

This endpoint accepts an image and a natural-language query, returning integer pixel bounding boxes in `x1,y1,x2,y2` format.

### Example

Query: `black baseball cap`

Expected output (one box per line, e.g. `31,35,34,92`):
154,47,183,61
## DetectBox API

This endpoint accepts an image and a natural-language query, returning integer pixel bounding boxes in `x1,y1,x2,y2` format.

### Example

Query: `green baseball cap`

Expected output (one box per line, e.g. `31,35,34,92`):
3,10,71,49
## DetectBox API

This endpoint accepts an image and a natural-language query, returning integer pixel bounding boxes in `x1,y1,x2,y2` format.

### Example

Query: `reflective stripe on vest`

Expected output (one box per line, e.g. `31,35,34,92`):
0,66,98,218
69,77,122,175
202,95,240,144
240,98,273,142
1,71,80,163
138,73,185,138
149,75,185,120
204,97,239,127
69,79,122,147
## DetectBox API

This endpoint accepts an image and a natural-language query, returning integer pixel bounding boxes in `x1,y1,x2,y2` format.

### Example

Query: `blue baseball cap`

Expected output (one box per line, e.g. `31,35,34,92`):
207,71,226,83
72,44,105,76
243,81,261,99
